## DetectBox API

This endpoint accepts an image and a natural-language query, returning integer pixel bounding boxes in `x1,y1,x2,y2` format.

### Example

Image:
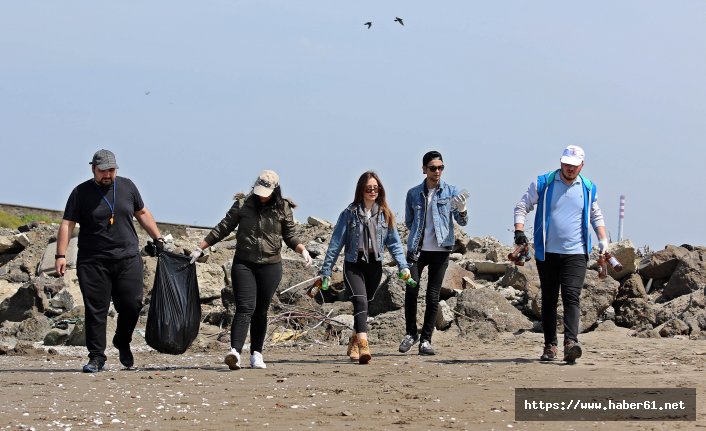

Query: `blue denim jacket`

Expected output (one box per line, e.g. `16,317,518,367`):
405,179,468,258
320,203,409,277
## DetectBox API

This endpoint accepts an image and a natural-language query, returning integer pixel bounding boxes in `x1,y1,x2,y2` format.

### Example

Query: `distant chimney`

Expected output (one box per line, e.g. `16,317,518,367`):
617,195,625,242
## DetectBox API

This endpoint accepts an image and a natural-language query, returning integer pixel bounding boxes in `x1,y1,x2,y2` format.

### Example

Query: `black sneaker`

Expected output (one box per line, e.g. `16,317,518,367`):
418,340,435,356
398,334,419,353
563,340,582,364
113,340,134,368
82,358,105,373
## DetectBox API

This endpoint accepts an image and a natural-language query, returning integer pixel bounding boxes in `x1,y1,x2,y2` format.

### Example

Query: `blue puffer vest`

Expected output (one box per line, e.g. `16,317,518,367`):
533,170,596,261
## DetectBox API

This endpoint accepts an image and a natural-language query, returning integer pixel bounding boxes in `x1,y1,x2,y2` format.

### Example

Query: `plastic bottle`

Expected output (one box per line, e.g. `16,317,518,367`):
398,271,417,288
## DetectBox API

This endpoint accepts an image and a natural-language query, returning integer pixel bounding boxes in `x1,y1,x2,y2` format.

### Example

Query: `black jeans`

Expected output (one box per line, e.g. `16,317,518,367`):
230,258,282,353
76,254,144,361
536,252,588,346
343,257,383,333
404,250,450,342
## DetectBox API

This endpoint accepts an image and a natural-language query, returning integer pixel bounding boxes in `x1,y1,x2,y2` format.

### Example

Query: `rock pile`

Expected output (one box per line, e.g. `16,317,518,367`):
1,218,705,356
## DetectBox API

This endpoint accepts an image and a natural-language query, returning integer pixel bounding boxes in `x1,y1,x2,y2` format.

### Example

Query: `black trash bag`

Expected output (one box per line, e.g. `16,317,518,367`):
145,251,201,354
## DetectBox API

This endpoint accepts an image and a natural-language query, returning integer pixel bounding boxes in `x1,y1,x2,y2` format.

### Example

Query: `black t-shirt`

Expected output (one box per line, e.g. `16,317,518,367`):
63,176,144,260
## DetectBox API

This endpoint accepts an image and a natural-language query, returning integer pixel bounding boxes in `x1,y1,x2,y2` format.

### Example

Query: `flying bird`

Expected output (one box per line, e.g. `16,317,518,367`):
364,21,372,29
144,91,151,96
394,17,404,26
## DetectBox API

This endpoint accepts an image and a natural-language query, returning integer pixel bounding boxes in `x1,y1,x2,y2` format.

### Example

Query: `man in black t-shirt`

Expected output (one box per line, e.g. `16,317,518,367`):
55,149,164,373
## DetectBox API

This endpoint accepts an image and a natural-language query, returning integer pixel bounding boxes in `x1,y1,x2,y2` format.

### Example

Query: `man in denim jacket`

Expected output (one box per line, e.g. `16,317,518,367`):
399,151,468,355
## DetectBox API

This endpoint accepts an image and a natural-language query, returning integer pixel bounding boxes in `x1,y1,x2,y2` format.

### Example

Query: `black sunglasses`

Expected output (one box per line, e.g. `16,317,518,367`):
426,165,445,172
364,185,381,193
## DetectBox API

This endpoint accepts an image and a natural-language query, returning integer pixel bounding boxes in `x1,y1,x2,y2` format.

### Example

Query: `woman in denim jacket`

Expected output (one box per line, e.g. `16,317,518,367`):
320,171,410,364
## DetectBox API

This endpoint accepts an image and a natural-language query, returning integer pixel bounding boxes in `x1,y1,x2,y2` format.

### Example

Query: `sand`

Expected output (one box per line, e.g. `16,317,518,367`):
1,327,704,430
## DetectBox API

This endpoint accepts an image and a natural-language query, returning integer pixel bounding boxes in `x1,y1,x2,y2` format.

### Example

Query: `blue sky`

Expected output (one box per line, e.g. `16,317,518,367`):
1,1,704,249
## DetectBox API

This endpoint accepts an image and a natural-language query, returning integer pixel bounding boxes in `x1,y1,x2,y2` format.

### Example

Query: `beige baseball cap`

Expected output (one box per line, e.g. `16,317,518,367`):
253,170,279,197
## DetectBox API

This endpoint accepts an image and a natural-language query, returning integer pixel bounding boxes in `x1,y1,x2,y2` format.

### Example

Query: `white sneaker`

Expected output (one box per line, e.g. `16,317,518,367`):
224,348,241,370
250,351,267,369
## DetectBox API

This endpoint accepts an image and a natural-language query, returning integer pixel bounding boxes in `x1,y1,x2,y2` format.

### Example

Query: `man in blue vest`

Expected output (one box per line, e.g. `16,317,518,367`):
513,145,608,364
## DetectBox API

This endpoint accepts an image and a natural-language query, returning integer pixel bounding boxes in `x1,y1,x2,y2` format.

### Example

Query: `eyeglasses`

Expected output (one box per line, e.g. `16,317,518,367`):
364,185,380,193
426,165,445,172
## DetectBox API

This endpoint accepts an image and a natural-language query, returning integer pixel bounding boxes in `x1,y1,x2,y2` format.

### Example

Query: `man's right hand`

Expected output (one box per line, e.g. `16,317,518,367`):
189,248,203,264
514,230,528,245
55,258,67,276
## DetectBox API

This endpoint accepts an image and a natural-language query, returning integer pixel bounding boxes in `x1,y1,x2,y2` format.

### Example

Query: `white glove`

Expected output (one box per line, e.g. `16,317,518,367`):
598,239,608,254
300,249,313,267
452,193,467,212
189,248,203,264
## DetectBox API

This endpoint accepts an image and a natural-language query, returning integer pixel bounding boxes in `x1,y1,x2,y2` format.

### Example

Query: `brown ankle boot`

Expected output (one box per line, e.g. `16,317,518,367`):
347,335,359,362
358,338,371,364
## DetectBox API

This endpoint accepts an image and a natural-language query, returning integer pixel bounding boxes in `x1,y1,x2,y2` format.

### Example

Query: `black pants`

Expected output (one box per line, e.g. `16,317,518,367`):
230,258,282,353
343,257,383,333
536,253,587,346
404,250,450,342
76,254,144,361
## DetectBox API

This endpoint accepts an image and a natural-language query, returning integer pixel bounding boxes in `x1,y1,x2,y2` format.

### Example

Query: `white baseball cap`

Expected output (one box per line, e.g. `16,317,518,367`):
560,145,585,166
253,170,279,197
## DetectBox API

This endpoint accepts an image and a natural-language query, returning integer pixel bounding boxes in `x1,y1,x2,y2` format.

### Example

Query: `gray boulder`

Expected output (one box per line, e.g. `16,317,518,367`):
66,321,86,346
47,288,75,316
0,234,28,253
528,270,619,332
0,280,49,323
654,289,706,334
367,269,401,316
366,309,406,344
454,288,533,339
307,216,332,228
304,240,328,259
435,299,456,330
16,313,52,341
658,319,690,337
44,328,71,346
613,274,655,328
500,262,540,292
576,271,620,332
276,257,320,300
37,237,78,276
638,245,690,280
663,253,706,299
0,336,17,354
440,261,474,297
615,298,656,328
195,260,227,301
605,240,638,280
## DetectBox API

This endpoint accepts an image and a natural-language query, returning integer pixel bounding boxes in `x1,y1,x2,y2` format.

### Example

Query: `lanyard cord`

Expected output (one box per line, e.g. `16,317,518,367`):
95,178,117,224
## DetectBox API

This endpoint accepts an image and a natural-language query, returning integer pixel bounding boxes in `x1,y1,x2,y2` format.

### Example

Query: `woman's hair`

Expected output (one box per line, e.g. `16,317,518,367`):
353,171,395,225
249,185,295,217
